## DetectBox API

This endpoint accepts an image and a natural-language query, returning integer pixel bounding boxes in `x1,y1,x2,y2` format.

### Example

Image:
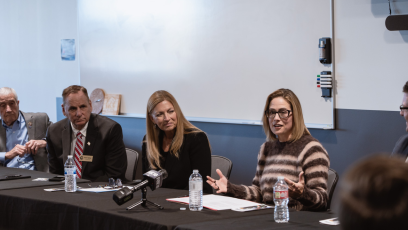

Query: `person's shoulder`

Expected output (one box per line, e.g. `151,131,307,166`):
262,140,280,155
395,133,408,145
392,133,408,155
263,140,274,149
289,134,326,153
22,111,48,116
21,111,50,119
296,134,321,145
184,131,208,141
297,134,329,157
48,118,69,133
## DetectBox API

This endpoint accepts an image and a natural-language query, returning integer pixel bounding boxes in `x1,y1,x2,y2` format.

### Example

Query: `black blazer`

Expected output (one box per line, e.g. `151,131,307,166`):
392,133,408,159
46,113,127,182
142,132,212,194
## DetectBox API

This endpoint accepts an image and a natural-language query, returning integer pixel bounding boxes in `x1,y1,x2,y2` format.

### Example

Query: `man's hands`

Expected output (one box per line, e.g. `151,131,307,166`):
5,144,27,159
25,140,47,155
5,140,46,159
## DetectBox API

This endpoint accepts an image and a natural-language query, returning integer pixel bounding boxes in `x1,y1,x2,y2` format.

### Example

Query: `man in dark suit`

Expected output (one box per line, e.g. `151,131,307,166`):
46,85,127,182
393,81,408,161
0,87,51,172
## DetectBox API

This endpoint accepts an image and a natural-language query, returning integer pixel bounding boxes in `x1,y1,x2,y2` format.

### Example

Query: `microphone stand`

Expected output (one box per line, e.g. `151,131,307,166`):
126,187,164,210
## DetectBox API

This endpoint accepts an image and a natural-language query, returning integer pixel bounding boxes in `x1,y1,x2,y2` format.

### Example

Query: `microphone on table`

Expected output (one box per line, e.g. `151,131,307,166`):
113,169,168,205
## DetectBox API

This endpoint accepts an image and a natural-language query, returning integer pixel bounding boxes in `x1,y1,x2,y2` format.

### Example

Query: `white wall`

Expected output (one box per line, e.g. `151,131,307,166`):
79,0,334,127
335,0,408,111
1,0,408,122
0,0,79,122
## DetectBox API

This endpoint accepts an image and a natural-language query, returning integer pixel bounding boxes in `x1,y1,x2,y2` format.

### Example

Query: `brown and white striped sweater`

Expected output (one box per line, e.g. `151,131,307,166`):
226,134,330,211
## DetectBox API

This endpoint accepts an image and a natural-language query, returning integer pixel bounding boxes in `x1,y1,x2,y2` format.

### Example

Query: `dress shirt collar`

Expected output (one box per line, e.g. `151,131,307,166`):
70,121,89,138
2,111,23,129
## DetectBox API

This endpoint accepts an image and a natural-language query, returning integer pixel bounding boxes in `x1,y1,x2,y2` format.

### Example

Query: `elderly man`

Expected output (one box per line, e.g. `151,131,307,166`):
0,87,51,171
46,85,127,182
393,81,408,161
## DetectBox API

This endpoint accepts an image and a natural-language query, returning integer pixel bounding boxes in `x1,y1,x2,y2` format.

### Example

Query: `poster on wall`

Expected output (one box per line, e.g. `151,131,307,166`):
61,39,75,61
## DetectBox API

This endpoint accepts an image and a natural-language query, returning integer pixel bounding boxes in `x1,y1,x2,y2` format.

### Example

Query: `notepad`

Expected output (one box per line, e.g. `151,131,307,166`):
167,194,270,211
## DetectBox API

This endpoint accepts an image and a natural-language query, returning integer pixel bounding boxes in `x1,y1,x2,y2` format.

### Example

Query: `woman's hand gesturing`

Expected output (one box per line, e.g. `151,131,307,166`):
206,169,228,193
284,171,305,198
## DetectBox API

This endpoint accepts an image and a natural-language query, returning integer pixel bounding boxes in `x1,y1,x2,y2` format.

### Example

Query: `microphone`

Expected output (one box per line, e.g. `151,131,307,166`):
113,169,168,205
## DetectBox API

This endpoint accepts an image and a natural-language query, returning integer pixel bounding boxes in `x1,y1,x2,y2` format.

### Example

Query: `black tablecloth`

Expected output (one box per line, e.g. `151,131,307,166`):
0,182,339,230
176,210,340,230
0,167,89,190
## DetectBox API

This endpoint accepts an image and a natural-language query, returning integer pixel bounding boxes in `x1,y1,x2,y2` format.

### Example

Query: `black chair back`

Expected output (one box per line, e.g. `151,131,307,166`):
211,155,233,194
125,148,139,181
326,168,339,210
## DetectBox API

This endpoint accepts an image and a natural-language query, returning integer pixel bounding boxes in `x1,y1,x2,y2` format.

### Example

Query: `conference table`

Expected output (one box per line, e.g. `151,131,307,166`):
0,168,340,230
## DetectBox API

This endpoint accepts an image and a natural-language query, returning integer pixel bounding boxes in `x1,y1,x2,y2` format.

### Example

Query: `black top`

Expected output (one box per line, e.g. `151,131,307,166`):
142,132,212,194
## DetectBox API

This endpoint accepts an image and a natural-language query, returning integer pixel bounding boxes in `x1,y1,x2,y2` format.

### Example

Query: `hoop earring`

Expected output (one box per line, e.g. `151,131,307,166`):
154,124,157,128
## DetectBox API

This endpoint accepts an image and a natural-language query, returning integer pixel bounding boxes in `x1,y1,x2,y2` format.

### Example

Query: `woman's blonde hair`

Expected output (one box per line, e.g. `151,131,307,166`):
145,90,202,169
262,88,310,142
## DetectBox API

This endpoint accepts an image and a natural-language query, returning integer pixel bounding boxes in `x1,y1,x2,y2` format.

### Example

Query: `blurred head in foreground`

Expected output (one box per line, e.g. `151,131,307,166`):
339,155,408,230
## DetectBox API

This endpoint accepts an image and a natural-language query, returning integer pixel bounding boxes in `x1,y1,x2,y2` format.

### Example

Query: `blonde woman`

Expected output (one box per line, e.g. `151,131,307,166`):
142,90,212,193
207,88,330,211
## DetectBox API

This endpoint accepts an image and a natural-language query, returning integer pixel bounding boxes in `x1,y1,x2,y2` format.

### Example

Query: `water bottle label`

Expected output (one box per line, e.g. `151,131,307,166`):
65,168,76,175
274,191,288,199
189,181,202,190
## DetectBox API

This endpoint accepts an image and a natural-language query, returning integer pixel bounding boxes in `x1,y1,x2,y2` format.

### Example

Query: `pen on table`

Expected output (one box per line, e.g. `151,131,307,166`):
239,204,268,209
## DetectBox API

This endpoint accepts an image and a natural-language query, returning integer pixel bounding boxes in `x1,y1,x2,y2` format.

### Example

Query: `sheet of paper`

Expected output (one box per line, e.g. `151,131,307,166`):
44,187,65,192
77,187,121,193
44,186,83,192
319,218,339,225
167,194,269,210
33,178,49,181
77,186,133,193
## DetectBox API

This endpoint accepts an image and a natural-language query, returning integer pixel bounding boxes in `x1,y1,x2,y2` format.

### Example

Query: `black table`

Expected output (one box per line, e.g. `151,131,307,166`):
0,181,339,230
176,210,339,230
0,167,89,191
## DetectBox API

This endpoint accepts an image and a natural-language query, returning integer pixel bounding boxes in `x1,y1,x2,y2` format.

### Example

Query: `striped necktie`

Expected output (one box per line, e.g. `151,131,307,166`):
74,132,84,178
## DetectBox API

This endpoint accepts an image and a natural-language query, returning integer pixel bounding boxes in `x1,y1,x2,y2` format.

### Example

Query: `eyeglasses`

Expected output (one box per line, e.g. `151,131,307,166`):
265,109,292,119
400,105,408,111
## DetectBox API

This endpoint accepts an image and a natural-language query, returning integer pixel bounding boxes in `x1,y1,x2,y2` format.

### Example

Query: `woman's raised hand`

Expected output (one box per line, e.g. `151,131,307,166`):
284,171,305,198
206,169,228,193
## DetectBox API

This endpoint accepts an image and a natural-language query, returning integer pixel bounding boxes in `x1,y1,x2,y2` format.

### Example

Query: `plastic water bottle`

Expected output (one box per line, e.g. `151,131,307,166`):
189,169,203,211
273,176,289,223
64,155,77,192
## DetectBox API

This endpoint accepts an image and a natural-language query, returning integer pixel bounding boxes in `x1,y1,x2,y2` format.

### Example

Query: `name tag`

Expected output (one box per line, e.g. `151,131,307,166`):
79,155,93,162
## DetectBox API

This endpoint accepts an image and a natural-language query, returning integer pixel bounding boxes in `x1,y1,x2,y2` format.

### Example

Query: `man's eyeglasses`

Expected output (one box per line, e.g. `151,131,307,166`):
400,105,408,111
265,109,292,119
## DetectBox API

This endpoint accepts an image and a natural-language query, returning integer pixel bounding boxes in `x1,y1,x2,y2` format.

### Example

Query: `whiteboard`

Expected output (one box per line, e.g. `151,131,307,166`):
79,0,334,129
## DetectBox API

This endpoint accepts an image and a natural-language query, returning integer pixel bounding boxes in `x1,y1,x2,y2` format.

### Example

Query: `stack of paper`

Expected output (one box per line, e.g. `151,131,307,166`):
167,194,271,211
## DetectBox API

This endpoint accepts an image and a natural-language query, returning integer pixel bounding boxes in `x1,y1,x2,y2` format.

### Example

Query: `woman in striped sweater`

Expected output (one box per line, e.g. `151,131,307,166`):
207,89,330,211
